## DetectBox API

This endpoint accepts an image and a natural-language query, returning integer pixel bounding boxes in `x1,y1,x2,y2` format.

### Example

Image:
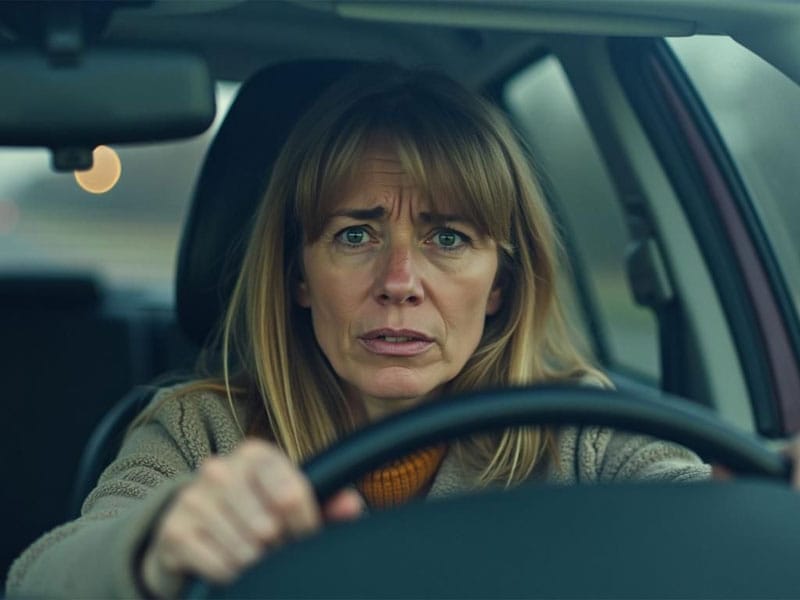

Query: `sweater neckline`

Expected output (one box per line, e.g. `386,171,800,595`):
356,444,448,509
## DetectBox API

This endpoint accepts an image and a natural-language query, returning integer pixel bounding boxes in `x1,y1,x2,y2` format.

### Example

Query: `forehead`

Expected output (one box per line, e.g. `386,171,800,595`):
330,143,453,215
356,149,408,187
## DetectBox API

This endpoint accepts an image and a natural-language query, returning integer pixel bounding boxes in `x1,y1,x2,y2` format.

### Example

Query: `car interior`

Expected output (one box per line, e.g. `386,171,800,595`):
2,0,800,595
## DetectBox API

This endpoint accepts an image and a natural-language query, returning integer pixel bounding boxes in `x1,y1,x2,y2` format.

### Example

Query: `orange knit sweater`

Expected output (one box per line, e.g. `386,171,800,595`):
357,445,448,509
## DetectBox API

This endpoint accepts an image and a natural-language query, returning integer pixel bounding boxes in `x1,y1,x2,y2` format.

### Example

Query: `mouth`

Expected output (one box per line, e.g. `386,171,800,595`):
358,328,434,356
361,329,433,342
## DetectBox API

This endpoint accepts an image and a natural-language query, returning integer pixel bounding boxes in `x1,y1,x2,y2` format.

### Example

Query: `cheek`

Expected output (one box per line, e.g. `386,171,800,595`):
441,271,498,345
302,246,371,300
447,295,491,341
304,267,368,340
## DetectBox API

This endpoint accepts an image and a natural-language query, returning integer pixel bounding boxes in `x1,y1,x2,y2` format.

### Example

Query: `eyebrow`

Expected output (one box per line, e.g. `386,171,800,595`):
329,207,468,224
330,206,387,220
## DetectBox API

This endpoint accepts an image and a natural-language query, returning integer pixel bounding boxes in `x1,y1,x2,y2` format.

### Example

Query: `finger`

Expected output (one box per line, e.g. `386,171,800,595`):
254,458,321,537
178,529,242,584
710,463,733,481
784,440,800,489
232,441,304,541
191,500,263,566
155,516,239,585
777,437,800,488
219,482,283,547
204,444,284,546
178,471,262,566
323,489,365,522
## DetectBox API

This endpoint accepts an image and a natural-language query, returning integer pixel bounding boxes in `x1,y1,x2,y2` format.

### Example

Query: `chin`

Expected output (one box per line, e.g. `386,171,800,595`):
361,382,431,402
358,367,443,402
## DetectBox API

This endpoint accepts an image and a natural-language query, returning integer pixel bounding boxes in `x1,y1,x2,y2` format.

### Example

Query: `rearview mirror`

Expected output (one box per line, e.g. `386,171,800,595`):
0,48,216,169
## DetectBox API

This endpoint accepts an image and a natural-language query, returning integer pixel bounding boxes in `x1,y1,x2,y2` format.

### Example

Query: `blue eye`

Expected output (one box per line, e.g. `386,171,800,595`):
336,226,370,247
431,229,467,250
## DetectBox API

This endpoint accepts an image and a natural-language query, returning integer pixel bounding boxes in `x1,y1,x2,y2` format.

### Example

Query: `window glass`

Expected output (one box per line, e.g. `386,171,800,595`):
670,36,800,320
504,56,658,378
0,82,239,303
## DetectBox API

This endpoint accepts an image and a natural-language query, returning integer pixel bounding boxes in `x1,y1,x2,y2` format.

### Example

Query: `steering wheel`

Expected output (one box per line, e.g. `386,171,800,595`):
189,385,800,599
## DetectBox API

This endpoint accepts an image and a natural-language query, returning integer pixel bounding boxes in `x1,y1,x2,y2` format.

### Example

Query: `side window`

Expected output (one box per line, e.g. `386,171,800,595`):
504,56,658,379
669,36,800,325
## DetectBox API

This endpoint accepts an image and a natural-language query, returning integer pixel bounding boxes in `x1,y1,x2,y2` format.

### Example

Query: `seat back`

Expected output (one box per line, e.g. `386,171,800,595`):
0,273,164,579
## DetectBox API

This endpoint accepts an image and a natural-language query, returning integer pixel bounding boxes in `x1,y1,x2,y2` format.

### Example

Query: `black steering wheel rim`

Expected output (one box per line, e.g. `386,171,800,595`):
304,384,790,502
187,384,795,599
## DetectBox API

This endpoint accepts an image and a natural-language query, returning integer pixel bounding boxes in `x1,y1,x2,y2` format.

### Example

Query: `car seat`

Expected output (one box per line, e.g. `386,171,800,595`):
68,59,360,518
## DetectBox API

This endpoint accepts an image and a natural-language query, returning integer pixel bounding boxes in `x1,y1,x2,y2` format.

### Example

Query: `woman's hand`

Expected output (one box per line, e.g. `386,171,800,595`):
783,435,800,489
712,435,800,489
139,439,364,599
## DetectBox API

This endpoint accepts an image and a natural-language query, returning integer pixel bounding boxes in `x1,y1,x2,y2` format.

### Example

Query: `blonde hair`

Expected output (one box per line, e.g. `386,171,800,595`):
173,66,604,486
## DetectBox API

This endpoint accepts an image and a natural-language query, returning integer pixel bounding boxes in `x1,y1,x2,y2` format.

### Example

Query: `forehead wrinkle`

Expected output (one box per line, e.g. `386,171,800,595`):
353,162,422,222
364,168,407,181
362,154,406,177
331,145,440,226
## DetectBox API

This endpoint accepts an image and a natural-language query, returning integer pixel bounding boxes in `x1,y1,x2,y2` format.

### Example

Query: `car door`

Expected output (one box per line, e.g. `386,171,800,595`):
497,23,800,441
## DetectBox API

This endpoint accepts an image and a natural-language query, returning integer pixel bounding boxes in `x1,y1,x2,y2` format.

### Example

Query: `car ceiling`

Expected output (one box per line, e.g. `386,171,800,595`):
1,0,797,86
100,0,800,85
101,1,542,86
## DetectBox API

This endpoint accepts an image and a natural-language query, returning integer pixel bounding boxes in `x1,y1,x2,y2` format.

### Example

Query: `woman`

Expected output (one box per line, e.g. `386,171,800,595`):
6,65,735,598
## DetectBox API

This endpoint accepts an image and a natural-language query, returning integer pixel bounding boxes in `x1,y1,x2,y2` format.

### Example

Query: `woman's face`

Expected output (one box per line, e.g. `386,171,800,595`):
297,143,502,420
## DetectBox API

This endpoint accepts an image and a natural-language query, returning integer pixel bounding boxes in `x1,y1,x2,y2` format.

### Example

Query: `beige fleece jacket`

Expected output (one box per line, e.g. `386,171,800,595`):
5,386,710,599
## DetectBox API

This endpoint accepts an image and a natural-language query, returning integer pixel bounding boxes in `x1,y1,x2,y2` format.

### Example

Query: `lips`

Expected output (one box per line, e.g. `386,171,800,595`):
360,328,433,342
358,328,434,356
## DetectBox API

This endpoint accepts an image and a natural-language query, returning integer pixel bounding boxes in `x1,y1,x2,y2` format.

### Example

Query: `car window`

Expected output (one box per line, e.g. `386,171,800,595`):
669,36,800,322
0,82,239,303
504,55,658,379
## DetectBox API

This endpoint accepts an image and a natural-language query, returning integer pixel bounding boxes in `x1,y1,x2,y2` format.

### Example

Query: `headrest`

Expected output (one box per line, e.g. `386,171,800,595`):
176,60,359,346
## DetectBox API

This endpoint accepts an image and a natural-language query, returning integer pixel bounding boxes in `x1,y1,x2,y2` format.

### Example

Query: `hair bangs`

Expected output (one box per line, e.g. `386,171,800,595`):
392,126,515,249
294,118,375,243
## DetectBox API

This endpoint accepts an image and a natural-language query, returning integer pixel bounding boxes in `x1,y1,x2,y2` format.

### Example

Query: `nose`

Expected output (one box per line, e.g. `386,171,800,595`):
373,242,424,306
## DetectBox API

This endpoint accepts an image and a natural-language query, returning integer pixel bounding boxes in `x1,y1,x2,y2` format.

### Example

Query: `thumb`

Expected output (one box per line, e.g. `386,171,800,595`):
781,435,800,489
322,488,365,522
710,462,733,481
